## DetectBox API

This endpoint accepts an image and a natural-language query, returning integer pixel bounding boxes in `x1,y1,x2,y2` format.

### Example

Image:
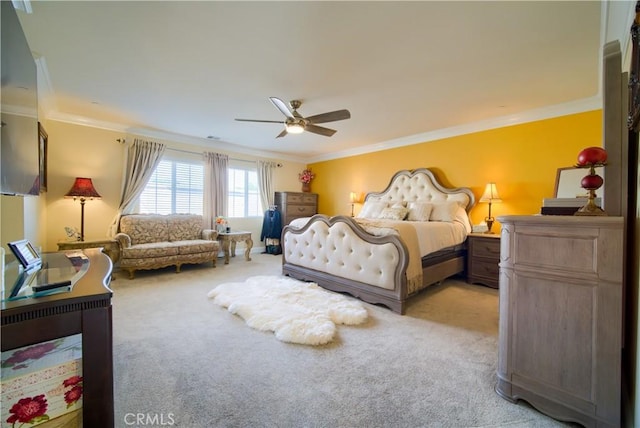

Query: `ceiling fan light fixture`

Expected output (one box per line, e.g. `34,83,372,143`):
285,122,304,134
237,97,349,138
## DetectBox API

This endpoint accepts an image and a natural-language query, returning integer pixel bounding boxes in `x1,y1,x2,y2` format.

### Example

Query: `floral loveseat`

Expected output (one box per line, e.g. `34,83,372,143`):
114,214,219,279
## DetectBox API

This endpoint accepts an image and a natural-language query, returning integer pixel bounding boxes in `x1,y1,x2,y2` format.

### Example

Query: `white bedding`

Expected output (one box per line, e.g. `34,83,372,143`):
288,217,467,258
375,220,467,257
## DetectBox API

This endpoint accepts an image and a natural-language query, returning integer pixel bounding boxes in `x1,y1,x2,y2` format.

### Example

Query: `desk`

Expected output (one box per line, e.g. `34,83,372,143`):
1,248,114,427
217,231,253,264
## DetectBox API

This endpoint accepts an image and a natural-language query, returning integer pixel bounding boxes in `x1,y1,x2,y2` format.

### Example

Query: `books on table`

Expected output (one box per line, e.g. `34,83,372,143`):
542,197,601,207
540,197,602,215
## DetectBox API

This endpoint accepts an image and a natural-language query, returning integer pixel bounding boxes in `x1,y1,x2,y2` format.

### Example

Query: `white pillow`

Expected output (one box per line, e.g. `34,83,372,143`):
453,205,472,233
407,201,433,222
378,206,409,221
357,200,388,219
429,201,459,222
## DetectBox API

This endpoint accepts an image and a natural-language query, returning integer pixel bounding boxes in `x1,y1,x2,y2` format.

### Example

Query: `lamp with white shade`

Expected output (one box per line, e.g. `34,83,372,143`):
349,192,359,217
479,182,502,234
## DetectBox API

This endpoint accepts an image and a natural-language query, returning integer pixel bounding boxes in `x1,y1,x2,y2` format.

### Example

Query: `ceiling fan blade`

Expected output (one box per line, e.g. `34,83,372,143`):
235,119,284,123
305,124,337,137
305,109,351,124
269,97,295,119
276,129,288,138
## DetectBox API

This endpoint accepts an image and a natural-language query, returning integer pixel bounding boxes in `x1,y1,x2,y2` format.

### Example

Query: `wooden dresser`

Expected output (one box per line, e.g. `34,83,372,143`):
466,233,500,288
496,215,623,427
274,192,318,225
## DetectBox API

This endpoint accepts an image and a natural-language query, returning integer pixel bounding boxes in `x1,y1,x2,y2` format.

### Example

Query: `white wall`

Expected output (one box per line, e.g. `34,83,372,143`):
42,120,306,253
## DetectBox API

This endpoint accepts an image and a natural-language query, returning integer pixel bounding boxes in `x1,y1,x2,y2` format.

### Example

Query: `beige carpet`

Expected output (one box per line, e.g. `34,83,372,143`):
110,253,572,427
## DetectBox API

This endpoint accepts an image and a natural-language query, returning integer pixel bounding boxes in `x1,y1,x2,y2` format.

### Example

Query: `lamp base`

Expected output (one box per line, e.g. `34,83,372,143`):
574,203,607,216
574,189,607,217
485,217,495,234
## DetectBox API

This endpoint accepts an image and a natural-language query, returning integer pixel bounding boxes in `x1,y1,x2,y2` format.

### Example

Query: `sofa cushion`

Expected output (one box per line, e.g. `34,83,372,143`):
168,215,204,241
120,215,169,245
174,239,218,255
121,242,180,259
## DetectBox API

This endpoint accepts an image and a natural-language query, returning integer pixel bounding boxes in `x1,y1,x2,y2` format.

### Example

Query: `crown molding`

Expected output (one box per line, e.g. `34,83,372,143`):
123,127,307,163
45,96,602,165
45,110,308,164
307,96,603,163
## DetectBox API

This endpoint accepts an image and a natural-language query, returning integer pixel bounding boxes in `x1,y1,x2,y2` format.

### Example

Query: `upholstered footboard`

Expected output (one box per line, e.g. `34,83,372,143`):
282,215,411,314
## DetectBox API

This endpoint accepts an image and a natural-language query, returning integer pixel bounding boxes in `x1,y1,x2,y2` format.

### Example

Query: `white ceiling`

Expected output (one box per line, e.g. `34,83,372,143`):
14,1,630,162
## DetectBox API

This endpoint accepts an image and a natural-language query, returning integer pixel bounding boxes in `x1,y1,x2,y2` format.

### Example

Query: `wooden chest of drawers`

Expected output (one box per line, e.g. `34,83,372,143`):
274,192,318,225
466,233,500,288
496,215,623,427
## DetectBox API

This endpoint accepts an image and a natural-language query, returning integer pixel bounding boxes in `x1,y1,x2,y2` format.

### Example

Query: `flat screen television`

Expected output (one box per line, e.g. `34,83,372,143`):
1,2,39,196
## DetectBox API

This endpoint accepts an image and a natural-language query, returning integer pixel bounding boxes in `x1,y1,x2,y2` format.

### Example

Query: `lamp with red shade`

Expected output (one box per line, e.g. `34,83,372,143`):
64,177,101,241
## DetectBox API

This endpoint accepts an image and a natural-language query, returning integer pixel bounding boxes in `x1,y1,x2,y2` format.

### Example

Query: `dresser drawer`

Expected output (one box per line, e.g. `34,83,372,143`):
470,237,501,258
470,259,499,278
287,193,318,204
286,205,316,217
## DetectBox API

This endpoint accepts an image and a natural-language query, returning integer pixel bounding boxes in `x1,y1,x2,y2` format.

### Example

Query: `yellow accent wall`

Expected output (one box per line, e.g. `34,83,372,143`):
309,110,602,230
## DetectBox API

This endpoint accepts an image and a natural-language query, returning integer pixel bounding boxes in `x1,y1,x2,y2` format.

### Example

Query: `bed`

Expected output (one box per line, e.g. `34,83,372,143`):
281,168,475,314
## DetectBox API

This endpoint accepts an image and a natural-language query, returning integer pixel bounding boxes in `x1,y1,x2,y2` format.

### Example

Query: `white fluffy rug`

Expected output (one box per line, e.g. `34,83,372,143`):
207,275,368,345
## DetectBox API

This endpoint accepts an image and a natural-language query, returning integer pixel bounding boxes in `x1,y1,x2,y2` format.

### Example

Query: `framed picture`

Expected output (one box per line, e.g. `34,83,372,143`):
7,239,42,270
38,122,48,192
554,166,604,198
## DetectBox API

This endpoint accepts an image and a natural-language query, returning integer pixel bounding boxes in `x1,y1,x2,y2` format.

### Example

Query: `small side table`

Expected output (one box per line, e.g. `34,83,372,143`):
217,231,253,264
466,233,501,288
57,239,120,266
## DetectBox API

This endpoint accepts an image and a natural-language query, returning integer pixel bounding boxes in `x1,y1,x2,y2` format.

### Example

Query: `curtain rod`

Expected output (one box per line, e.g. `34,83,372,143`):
117,139,281,166
166,147,255,163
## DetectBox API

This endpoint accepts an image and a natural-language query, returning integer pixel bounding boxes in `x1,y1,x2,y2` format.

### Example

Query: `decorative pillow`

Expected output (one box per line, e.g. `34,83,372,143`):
378,206,409,221
429,201,459,222
357,201,388,219
390,202,407,208
407,201,433,222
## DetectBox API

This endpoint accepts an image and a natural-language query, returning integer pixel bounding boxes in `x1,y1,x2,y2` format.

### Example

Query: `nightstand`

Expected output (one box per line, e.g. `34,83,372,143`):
466,233,501,288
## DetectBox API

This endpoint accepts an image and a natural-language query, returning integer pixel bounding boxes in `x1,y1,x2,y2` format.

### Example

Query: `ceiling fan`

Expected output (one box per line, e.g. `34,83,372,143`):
235,97,351,138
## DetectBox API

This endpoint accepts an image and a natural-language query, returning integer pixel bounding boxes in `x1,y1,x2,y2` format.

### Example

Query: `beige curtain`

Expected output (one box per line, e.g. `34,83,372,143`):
203,152,228,229
257,160,277,212
107,138,166,237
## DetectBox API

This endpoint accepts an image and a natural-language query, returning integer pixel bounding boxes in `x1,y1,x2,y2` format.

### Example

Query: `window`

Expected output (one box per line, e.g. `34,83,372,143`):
228,167,261,218
139,159,204,215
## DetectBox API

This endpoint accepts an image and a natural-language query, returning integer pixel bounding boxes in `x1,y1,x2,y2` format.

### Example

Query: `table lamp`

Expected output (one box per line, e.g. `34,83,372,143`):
350,192,359,217
479,182,502,234
65,177,101,241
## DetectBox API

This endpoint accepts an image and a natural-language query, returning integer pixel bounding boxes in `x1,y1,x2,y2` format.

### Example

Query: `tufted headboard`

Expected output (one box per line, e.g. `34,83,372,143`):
364,168,476,212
